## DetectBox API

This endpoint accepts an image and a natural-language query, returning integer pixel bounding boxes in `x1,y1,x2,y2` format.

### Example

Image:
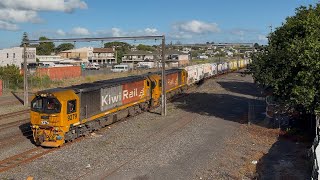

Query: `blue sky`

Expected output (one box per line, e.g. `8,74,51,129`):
0,0,318,48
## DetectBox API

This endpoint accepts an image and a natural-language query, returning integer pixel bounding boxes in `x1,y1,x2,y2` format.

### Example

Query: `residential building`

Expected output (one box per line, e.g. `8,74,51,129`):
165,50,190,67
182,47,192,54
90,48,116,64
122,50,155,64
0,47,36,69
58,47,93,62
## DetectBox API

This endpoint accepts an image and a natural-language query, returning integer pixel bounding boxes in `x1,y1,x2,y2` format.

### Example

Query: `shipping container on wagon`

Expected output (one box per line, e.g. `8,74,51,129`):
228,61,233,71
185,66,197,85
211,63,217,76
217,63,223,74
0,79,2,96
70,76,149,119
222,62,228,72
232,60,238,70
196,65,204,80
184,65,204,84
201,63,213,78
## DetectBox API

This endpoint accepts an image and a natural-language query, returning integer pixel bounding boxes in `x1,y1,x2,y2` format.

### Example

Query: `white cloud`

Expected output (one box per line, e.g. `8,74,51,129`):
0,9,42,23
168,32,193,40
0,20,19,31
173,20,220,34
0,0,87,31
144,28,158,35
0,0,87,12
111,28,124,37
70,27,90,36
258,35,268,41
56,29,66,36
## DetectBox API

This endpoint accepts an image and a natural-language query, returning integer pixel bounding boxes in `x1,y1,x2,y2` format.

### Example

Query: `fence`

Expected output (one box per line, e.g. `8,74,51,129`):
248,96,266,125
36,66,81,80
310,115,319,179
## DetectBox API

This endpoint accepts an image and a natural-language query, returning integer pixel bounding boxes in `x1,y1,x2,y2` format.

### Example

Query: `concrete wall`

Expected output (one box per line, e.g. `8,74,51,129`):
36,66,81,80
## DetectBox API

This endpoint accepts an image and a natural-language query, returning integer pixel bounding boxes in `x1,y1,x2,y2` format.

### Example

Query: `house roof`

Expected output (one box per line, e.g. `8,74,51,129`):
93,48,114,53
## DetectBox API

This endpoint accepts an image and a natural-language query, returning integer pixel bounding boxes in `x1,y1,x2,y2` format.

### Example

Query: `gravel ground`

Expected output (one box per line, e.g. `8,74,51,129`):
0,71,310,179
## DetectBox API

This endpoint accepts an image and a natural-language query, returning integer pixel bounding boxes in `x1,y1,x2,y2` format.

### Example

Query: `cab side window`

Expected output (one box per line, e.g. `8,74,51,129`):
67,100,76,114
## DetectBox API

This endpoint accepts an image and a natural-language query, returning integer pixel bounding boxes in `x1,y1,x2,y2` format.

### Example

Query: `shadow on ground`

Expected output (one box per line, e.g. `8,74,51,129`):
11,91,24,105
174,92,265,124
255,137,311,179
19,122,35,145
217,81,263,97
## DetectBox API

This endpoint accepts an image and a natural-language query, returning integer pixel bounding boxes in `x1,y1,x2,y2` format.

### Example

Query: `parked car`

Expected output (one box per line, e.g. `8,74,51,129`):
86,63,100,70
111,64,129,72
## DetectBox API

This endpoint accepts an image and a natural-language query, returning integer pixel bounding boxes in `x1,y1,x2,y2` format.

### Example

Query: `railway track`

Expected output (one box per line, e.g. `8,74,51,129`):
0,131,32,148
0,109,29,121
0,147,54,173
0,100,21,107
0,118,30,131
0,137,84,173
0,72,231,174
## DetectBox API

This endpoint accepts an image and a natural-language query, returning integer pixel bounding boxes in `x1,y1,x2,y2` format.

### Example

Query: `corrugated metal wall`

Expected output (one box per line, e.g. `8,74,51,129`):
36,66,81,80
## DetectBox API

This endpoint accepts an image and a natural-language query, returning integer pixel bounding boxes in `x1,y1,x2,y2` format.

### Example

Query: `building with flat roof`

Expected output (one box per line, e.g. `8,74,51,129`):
58,47,93,62
0,47,36,69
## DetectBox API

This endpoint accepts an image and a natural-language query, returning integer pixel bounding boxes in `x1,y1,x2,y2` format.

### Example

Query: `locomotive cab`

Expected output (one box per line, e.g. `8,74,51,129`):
30,89,79,147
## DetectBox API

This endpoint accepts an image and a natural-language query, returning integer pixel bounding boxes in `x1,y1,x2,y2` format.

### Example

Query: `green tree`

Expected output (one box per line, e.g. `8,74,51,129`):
253,43,260,50
251,4,320,114
0,65,23,89
55,43,74,53
20,32,30,47
136,44,155,51
37,36,55,55
104,41,131,63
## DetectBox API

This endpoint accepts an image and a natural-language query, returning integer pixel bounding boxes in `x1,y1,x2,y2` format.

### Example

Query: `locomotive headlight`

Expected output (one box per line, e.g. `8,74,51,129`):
32,125,39,129
56,135,62,140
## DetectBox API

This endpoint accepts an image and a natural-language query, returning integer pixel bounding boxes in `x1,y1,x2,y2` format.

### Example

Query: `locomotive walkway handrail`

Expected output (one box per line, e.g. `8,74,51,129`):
22,35,167,116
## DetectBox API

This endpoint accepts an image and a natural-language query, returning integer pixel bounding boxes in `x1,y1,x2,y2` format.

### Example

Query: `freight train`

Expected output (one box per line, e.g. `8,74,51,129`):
30,59,250,147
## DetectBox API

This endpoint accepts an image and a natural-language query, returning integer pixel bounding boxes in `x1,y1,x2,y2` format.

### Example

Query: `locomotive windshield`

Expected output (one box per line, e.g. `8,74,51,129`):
31,96,61,114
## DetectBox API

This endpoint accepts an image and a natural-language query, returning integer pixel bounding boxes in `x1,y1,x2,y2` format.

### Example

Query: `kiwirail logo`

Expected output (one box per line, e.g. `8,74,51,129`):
101,88,144,106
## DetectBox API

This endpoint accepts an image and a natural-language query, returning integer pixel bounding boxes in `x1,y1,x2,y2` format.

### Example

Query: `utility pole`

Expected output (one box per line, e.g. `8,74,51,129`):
161,36,166,116
23,43,28,107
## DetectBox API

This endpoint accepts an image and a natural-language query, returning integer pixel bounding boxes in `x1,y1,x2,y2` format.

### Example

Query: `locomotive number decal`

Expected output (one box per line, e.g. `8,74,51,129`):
67,113,77,121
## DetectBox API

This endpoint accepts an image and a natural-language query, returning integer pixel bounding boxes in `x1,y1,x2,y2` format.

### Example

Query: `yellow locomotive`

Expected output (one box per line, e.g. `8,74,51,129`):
30,69,187,147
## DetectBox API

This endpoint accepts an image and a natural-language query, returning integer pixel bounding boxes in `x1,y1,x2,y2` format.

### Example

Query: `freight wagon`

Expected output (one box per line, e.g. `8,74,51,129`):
184,65,204,85
211,63,217,76
201,63,213,78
